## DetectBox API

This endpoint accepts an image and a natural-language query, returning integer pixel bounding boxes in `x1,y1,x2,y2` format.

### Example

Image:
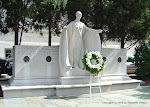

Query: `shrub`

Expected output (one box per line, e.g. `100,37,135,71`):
134,40,150,80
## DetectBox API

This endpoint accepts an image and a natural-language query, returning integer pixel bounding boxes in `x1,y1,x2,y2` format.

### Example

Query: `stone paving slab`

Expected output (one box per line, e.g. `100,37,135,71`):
0,86,150,107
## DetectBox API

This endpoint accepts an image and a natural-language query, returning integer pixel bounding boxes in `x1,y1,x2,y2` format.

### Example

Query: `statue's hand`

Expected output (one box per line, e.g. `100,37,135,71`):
97,29,103,33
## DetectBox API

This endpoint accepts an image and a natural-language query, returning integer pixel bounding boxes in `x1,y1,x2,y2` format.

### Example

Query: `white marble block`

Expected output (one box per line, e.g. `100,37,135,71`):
100,48,131,81
9,45,60,86
101,48,127,75
2,46,141,98
9,46,131,86
59,48,131,85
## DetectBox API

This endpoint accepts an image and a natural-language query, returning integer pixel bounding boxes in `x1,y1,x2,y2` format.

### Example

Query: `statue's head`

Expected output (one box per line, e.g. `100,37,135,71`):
75,11,82,20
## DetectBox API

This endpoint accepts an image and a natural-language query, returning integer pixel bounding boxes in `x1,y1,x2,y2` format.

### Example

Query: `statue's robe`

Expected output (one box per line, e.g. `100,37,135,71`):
59,21,101,76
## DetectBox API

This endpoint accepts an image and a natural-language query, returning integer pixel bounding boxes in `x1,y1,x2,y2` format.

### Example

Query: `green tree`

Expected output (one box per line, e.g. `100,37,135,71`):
0,8,9,34
66,0,150,48
29,0,67,46
104,0,150,48
65,0,93,24
0,0,8,34
1,0,33,45
87,0,108,45
65,0,106,29
0,1,2,6
134,39,150,80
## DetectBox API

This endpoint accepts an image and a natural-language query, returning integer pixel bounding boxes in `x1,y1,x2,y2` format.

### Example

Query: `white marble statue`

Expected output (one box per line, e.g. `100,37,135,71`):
59,11,102,76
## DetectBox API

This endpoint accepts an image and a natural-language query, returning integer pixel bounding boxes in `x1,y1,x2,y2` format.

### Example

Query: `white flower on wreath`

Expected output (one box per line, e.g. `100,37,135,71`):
85,51,103,71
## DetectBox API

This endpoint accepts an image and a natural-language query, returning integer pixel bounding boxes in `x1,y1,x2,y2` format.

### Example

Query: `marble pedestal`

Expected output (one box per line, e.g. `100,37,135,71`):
57,48,141,97
8,45,60,86
60,48,130,85
2,79,141,98
2,47,141,98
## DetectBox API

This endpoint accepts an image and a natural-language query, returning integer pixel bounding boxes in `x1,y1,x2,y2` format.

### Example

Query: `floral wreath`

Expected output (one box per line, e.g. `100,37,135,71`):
82,50,104,75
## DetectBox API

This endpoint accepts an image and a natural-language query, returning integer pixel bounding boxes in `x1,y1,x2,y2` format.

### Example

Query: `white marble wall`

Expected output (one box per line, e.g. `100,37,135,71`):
60,48,129,85
101,48,127,75
9,46,128,86
9,45,60,86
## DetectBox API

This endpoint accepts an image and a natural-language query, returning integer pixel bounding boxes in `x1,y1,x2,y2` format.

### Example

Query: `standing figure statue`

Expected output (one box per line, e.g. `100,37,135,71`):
59,11,102,76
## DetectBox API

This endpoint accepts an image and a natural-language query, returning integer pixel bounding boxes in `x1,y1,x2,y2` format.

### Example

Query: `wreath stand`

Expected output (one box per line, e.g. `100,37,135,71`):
90,74,101,98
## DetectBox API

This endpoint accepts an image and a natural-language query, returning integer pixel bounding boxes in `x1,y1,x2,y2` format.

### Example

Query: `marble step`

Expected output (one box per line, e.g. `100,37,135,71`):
59,75,133,85
56,79,141,96
2,79,141,98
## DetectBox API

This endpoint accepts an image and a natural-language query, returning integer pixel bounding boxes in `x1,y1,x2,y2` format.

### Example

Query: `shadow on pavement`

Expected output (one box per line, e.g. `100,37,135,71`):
132,86,150,99
45,95,90,100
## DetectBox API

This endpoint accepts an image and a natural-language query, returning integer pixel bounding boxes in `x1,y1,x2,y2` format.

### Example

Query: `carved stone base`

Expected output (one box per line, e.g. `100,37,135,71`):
2,79,141,98
56,79,141,97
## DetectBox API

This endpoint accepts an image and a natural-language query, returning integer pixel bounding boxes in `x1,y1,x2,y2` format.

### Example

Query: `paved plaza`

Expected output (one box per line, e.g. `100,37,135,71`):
0,86,149,107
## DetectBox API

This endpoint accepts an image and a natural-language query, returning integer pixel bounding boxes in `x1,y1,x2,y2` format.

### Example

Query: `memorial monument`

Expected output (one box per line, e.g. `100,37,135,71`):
1,11,141,98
